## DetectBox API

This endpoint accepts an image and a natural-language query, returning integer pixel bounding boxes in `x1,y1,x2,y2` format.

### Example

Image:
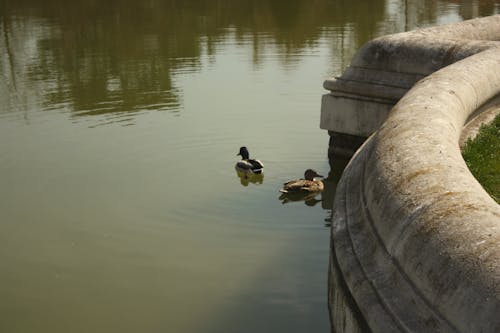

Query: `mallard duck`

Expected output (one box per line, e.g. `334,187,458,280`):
235,146,264,174
279,169,324,193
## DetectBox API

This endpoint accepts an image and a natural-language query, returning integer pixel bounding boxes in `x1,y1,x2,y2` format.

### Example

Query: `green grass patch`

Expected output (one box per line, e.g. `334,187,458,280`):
462,113,500,203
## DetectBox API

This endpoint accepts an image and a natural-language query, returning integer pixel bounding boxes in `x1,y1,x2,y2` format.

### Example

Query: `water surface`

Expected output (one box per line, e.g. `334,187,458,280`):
1,1,498,332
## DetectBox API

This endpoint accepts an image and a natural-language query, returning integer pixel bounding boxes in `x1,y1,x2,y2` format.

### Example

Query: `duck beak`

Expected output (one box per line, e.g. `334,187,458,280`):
317,174,324,178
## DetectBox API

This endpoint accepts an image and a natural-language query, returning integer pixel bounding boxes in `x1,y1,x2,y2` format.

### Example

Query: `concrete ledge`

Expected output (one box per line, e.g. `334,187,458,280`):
321,15,500,155
321,93,393,137
330,41,500,332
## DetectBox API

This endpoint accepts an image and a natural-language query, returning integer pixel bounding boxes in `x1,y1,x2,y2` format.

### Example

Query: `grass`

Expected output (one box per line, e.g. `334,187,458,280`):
462,113,500,204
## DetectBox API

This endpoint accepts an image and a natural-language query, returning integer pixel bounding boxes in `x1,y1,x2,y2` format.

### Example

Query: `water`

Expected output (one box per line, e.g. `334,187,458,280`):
1,1,498,332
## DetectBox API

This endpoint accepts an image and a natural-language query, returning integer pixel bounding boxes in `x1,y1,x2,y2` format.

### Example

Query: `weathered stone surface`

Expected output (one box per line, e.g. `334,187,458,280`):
329,16,500,333
321,15,500,155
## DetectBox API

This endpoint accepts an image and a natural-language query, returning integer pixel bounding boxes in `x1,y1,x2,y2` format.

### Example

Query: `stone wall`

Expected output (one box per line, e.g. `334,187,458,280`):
328,15,500,333
321,15,500,156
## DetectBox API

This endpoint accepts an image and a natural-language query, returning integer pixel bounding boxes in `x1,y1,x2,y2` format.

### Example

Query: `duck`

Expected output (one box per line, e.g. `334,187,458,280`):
279,169,324,193
235,146,264,174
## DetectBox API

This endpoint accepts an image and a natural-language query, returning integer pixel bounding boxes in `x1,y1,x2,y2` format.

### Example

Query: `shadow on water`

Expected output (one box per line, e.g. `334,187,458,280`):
323,154,350,226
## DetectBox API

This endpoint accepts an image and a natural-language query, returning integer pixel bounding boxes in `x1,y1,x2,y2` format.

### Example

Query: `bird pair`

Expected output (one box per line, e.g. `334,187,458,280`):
235,146,324,193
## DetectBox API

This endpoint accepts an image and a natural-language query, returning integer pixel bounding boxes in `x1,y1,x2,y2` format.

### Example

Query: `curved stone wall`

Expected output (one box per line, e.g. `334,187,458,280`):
321,15,500,155
329,17,500,333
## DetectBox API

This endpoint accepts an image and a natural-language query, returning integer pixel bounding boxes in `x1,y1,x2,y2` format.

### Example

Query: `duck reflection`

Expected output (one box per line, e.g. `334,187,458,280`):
235,170,264,186
279,191,322,206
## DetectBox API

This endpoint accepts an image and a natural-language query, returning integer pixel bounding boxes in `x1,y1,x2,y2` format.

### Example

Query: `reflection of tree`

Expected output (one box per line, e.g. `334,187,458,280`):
1,3,31,122
2,12,16,92
3,0,498,121
23,0,194,117
1,0,384,120
455,0,498,20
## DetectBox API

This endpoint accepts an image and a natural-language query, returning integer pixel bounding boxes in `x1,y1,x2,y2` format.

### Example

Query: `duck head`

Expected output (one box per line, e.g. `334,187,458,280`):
304,169,323,181
237,146,250,160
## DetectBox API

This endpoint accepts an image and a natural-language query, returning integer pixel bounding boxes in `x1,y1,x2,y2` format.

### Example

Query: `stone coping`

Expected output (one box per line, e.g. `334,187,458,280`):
330,16,500,333
321,15,500,139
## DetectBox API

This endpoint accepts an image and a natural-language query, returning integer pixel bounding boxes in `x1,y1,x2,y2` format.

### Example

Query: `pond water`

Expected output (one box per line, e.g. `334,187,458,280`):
1,1,498,332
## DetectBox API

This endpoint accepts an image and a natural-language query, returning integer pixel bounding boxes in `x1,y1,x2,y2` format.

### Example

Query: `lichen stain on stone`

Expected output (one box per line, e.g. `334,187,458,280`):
406,168,433,182
394,168,434,192
441,191,460,196
434,202,482,219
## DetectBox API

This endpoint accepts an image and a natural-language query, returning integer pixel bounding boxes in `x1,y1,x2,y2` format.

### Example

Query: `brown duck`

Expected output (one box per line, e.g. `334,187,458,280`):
279,169,324,193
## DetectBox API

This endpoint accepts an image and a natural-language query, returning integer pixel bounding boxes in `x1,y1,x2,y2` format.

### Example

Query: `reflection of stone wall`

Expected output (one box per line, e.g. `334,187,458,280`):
328,15,500,332
321,15,500,156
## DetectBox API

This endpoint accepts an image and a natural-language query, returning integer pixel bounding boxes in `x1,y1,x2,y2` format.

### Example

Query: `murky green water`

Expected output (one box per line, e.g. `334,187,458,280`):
1,1,498,332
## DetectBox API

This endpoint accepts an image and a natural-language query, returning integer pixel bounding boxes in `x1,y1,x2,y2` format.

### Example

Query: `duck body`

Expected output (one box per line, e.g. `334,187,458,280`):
235,146,264,174
279,169,324,193
236,159,264,174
